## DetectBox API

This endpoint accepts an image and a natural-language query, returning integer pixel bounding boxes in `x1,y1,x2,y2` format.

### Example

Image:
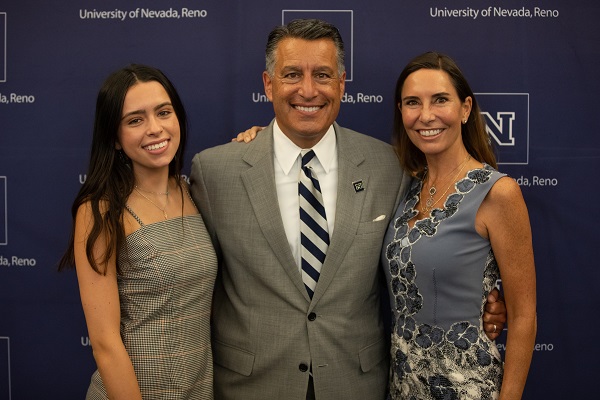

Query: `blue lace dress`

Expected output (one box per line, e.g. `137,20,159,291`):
382,165,505,400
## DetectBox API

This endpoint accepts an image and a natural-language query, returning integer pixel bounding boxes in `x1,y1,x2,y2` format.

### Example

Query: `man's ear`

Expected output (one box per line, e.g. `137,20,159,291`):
338,71,346,100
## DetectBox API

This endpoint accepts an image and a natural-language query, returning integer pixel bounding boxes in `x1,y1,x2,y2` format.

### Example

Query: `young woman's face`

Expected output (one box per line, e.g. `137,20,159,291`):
116,81,180,175
398,69,471,157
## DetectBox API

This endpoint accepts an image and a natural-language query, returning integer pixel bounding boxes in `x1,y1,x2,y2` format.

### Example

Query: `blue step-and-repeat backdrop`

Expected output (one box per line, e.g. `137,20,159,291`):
1,0,598,398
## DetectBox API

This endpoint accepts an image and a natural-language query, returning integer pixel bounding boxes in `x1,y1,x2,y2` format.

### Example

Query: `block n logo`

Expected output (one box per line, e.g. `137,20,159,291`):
483,112,515,146
477,93,529,165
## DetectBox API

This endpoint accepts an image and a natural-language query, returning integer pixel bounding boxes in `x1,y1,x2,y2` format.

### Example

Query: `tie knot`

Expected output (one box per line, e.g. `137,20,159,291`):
301,150,316,168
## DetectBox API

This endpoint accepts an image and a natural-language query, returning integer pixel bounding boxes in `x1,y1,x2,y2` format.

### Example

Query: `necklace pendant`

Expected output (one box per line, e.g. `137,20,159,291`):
425,197,434,208
429,186,436,196
162,210,168,220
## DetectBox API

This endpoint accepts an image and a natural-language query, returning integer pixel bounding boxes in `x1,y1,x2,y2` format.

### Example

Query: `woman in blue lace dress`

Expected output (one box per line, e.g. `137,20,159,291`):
382,52,536,400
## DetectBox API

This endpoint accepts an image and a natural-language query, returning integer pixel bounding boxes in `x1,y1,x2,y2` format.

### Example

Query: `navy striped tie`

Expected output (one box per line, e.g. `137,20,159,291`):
299,150,329,299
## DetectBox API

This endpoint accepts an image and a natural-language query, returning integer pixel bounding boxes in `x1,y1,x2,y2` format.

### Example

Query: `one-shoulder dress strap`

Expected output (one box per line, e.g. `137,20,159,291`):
125,204,145,226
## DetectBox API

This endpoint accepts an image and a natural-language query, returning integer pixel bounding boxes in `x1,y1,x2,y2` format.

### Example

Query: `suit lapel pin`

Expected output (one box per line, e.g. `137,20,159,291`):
352,180,365,192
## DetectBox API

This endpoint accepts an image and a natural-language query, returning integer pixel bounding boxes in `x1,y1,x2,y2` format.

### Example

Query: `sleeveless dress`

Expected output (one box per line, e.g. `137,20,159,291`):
382,165,505,400
86,207,217,399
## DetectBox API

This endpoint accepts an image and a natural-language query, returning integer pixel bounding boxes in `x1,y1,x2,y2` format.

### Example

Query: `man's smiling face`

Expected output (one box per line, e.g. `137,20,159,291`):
263,37,345,148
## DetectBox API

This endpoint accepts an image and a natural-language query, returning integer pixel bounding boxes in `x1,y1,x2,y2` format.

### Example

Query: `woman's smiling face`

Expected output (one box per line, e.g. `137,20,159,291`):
398,68,472,157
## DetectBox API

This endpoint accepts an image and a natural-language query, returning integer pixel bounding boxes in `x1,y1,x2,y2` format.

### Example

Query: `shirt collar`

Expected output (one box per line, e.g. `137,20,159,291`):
273,121,337,175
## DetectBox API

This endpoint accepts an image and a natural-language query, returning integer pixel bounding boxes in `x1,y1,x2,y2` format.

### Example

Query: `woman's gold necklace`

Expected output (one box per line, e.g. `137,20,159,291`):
421,155,471,214
134,185,169,196
134,185,169,220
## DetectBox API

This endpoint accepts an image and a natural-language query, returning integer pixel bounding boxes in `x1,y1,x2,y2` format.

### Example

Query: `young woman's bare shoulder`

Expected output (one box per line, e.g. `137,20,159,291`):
75,199,110,226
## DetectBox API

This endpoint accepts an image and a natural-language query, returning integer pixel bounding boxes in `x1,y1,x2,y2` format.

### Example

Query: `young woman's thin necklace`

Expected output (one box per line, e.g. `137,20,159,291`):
134,185,169,196
422,154,471,213
134,186,169,220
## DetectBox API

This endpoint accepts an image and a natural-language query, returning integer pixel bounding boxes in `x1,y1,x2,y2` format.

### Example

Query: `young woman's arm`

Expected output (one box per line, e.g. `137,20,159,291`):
478,177,537,400
74,202,143,400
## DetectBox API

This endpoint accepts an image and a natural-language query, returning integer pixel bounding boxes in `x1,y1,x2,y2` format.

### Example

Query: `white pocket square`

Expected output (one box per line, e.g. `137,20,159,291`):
372,214,386,222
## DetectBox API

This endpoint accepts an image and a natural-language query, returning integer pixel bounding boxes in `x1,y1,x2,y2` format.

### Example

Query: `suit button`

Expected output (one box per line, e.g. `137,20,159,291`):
308,312,317,321
299,363,309,372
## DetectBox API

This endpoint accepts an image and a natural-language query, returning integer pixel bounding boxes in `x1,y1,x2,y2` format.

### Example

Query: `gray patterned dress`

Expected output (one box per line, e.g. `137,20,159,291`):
382,165,505,400
85,209,217,399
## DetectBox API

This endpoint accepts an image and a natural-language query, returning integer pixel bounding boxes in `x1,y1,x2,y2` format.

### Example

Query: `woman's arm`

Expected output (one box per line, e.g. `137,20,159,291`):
479,177,537,400
74,202,143,400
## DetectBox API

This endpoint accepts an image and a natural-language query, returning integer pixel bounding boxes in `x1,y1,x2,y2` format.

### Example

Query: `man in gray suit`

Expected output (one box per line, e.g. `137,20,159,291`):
190,19,504,399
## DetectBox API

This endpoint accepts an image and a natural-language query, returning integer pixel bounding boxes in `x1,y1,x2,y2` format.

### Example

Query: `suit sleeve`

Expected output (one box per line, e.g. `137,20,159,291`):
190,153,222,260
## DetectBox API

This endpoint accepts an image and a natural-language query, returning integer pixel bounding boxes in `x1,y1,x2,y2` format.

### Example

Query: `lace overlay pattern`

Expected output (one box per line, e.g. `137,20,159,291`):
385,166,504,400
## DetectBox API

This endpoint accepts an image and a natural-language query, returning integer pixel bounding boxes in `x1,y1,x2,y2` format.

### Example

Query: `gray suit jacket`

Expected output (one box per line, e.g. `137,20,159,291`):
190,121,410,400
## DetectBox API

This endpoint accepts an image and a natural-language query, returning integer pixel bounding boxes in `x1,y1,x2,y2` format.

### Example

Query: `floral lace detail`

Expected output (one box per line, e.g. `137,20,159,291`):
385,165,503,400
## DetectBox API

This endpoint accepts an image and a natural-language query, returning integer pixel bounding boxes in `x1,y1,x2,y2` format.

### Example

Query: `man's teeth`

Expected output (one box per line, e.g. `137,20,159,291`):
295,105,320,112
420,129,442,137
144,141,167,150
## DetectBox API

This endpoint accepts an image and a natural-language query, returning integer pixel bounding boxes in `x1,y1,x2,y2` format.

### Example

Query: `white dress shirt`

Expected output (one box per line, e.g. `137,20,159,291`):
273,121,338,271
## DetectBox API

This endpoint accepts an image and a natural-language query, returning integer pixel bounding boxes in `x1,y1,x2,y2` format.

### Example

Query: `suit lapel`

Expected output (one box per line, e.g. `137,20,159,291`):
241,124,310,300
311,124,368,305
